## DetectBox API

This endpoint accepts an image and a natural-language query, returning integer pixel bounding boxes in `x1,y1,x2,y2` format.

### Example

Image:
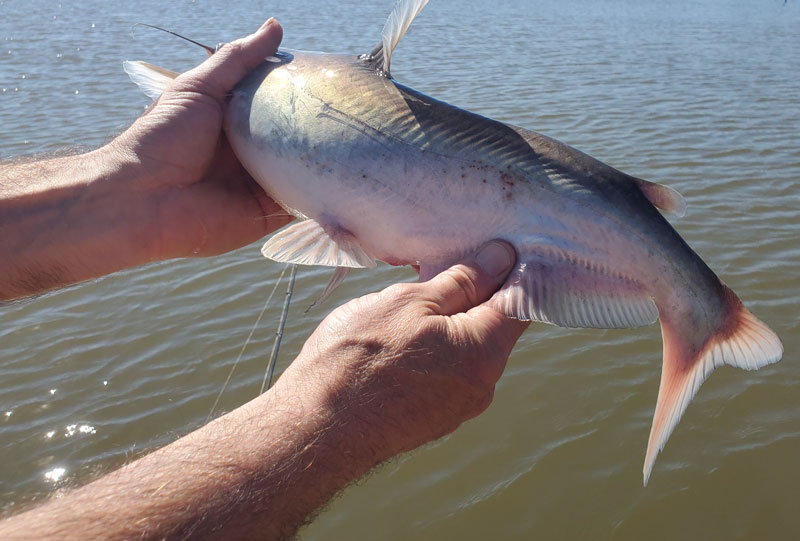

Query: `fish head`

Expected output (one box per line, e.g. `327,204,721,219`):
223,49,379,220
225,49,366,142
223,49,383,202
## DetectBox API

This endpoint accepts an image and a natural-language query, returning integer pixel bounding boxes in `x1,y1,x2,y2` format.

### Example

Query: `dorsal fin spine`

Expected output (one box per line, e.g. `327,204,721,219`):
369,0,431,77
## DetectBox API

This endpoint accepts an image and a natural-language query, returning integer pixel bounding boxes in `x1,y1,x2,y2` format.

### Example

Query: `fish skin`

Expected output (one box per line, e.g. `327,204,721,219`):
222,48,782,485
124,0,782,485
224,50,703,309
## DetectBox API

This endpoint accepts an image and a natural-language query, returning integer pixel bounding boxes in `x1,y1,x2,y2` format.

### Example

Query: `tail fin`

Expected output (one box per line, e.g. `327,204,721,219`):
643,286,782,485
123,60,178,100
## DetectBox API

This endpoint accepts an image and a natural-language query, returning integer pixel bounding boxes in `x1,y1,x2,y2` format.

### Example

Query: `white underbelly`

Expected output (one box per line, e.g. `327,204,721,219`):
236,136,533,266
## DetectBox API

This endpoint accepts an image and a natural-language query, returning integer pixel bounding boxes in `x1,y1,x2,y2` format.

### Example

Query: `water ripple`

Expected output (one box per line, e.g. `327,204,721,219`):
1,0,799,538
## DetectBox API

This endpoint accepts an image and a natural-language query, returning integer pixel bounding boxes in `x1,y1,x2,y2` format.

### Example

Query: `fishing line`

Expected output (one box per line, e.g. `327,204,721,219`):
261,264,298,394
131,23,216,55
206,264,289,422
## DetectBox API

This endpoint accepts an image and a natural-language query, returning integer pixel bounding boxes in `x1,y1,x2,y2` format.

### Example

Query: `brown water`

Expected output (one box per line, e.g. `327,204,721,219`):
1,0,799,538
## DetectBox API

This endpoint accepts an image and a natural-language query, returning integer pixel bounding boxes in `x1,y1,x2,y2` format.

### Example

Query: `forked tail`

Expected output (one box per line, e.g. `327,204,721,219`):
644,285,783,485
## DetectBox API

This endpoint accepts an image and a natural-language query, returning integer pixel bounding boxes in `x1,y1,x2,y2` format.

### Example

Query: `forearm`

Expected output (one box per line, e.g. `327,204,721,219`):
0,240,525,539
0,365,383,540
0,147,158,301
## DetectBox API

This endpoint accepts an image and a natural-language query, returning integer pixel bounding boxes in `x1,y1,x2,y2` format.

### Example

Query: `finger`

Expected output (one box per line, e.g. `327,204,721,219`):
467,305,530,354
422,241,515,316
460,304,530,383
181,18,283,101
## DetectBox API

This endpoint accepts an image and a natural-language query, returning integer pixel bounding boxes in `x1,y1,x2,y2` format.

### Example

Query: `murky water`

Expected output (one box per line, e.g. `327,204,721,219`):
1,0,798,538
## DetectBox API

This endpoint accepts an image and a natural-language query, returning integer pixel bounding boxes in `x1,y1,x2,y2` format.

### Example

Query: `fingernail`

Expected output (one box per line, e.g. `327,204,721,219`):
258,17,277,32
475,241,514,278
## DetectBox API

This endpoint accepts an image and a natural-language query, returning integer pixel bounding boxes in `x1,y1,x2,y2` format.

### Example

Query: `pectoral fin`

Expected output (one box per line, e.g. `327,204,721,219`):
488,252,658,328
261,220,376,268
123,60,178,100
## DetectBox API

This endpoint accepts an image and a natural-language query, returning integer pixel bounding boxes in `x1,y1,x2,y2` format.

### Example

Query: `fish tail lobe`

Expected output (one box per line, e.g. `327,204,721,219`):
643,284,782,485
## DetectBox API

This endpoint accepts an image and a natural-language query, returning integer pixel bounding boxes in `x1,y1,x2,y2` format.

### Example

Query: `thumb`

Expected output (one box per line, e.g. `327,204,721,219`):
423,241,516,316
182,18,284,101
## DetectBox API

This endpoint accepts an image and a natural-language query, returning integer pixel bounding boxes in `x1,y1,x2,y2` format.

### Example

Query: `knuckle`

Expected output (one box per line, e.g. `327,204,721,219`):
215,40,243,59
382,282,417,305
166,76,196,95
473,387,494,414
384,282,410,297
444,265,480,306
208,41,249,82
448,377,495,421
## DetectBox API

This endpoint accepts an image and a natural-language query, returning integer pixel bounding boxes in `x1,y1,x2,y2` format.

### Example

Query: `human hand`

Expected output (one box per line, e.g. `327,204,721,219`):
107,19,292,260
277,241,530,463
0,241,527,537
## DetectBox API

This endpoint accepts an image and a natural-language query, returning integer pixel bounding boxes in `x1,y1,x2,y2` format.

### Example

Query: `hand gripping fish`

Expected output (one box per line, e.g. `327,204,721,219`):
125,0,782,485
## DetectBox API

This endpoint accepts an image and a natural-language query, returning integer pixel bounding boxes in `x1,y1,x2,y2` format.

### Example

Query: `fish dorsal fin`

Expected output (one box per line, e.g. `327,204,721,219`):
261,219,377,268
123,60,178,100
367,0,430,77
634,177,687,218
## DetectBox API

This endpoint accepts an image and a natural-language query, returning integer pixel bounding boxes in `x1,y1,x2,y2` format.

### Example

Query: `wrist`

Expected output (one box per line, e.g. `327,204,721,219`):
256,374,386,477
269,349,404,471
82,142,194,266
0,146,160,300
166,379,388,538
72,145,163,266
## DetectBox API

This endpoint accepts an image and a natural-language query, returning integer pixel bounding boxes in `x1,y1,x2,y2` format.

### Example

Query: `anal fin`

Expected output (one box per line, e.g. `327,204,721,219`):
488,252,657,328
261,220,376,268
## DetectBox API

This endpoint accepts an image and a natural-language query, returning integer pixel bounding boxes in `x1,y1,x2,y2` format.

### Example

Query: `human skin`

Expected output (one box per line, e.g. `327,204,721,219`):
0,241,527,539
0,19,290,302
0,18,529,539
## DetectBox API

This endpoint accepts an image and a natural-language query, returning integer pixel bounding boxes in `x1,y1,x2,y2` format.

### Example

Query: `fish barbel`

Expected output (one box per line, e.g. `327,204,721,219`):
125,0,782,484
